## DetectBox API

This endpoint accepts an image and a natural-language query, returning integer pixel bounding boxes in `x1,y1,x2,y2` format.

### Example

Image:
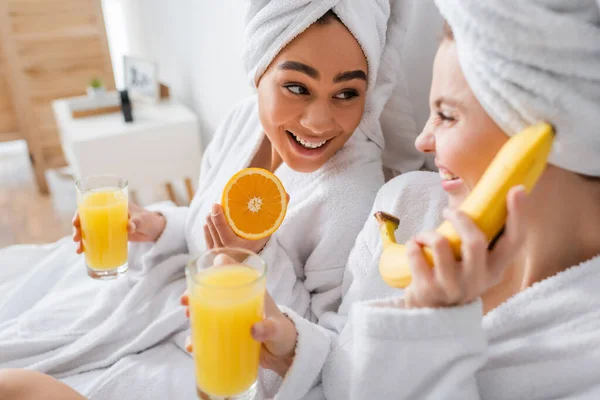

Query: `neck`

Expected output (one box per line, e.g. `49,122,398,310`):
250,134,283,172
483,167,600,313
271,145,283,172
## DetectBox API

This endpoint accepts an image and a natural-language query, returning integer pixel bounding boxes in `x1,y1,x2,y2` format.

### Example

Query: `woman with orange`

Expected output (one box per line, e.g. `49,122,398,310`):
0,1,419,398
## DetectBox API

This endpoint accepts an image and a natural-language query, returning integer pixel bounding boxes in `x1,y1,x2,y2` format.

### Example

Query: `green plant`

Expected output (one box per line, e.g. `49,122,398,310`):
89,77,104,89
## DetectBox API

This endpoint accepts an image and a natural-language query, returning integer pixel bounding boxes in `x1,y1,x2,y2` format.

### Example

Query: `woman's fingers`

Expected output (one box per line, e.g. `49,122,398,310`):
213,254,237,266
180,290,189,306
443,208,487,291
72,228,81,243
206,216,223,248
72,212,82,246
414,230,461,302
185,336,193,353
406,238,435,285
72,212,80,227
76,241,84,254
404,239,435,307
488,186,527,280
127,219,137,235
210,204,236,245
404,187,528,309
203,224,214,249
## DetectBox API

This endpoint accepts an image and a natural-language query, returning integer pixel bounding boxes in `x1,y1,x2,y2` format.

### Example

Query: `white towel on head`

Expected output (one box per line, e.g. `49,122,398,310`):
435,0,600,177
242,0,388,97
243,0,423,175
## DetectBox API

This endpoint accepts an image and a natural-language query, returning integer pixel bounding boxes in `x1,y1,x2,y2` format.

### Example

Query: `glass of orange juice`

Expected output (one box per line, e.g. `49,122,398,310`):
76,175,129,280
186,248,266,400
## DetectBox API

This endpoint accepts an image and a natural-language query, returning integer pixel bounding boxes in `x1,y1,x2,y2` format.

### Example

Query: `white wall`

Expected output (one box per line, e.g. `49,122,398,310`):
102,0,253,149
101,0,441,171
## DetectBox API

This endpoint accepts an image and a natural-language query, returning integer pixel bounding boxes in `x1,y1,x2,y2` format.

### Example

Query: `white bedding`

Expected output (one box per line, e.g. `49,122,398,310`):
0,235,197,399
0,240,263,399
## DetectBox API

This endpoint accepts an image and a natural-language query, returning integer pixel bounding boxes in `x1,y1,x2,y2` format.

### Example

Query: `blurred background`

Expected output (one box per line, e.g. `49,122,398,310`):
0,0,441,248
0,0,253,247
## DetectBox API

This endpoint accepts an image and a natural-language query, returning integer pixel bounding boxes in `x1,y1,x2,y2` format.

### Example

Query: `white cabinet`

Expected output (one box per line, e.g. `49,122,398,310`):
53,98,201,205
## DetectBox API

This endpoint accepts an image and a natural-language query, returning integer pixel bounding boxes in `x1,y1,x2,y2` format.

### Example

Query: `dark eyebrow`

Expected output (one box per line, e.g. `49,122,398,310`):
277,61,320,79
333,70,367,83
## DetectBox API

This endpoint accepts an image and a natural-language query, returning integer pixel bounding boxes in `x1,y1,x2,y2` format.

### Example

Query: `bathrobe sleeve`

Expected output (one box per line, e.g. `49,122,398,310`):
349,298,487,400
271,221,377,400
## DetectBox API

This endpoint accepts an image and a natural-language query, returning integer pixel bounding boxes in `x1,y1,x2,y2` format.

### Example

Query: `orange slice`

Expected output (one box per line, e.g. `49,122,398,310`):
222,168,287,240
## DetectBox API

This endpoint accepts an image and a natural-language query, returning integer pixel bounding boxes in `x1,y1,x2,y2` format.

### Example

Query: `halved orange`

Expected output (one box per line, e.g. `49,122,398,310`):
221,168,287,240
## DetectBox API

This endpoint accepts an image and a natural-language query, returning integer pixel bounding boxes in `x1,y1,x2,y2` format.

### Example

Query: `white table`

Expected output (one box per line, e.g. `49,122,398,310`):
53,98,201,205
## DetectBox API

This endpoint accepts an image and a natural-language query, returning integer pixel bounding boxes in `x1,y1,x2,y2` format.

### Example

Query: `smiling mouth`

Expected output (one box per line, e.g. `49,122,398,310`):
287,130,329,149
439,170,460,181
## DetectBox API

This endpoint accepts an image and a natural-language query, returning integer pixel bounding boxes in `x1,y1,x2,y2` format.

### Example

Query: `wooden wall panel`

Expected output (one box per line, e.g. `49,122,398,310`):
0,38,19,139
0,0,114,192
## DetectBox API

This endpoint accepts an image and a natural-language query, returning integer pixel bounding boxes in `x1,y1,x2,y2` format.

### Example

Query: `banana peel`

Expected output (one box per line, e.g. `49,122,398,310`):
377,122,555,289
375,212,413,288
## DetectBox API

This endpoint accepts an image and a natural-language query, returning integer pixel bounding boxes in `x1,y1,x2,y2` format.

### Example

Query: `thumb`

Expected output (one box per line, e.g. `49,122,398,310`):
211,204,235,241
213,253,237,266
211,204,227,226
285,193,290,205
251,317,280,343
130,213,156,236
128,217,139,234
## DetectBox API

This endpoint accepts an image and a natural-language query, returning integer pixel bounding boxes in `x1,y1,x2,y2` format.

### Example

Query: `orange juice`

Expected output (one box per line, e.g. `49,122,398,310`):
188,264,265,397
78,189,128,270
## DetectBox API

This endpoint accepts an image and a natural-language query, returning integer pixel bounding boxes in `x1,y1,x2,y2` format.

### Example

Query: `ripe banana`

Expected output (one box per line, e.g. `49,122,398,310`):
378,122,555,289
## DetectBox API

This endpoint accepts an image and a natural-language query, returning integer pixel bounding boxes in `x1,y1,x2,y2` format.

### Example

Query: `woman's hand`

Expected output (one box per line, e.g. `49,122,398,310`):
204,194,289,254
251,292,298,376
403,185,528,309
182,291,298,377
72,202,166,253
204,204,269,253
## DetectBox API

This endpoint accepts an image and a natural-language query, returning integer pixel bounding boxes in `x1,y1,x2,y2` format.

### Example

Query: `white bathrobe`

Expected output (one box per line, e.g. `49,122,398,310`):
273,171,447,399
274,172,600,400
350,253,600,400
151,95,384,322
0,95,384,398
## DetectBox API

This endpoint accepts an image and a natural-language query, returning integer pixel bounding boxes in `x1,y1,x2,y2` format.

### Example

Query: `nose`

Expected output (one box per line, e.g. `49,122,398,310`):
299,101,336,135
415,116,436,154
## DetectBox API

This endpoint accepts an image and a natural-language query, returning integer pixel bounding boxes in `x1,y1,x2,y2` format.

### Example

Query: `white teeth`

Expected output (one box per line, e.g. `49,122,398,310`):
439,171,459,181
290,132,327,149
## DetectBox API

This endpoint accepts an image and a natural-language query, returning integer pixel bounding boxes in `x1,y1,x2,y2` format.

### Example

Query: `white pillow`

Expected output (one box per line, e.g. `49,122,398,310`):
380,0,442,176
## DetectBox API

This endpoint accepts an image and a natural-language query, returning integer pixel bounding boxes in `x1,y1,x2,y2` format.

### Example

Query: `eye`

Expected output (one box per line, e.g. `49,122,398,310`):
284,84,309,95
334,90,359,100
437,111,455,122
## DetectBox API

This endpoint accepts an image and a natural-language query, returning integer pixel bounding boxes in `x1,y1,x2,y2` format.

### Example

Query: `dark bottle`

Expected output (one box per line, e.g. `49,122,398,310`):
120,90,133,123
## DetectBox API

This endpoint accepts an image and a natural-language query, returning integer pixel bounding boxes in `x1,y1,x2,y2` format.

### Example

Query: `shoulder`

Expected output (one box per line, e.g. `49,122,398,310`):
374,171,448,242
212,95,260,145
377,170,443,205
225,94,259,121
319,155,385,215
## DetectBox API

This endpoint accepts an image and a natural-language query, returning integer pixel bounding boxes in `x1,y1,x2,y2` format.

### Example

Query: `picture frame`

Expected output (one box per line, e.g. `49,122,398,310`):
123,55,160,103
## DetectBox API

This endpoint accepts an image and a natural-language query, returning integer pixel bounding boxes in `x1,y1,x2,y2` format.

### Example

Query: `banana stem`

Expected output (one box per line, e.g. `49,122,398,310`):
374,212,399,247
